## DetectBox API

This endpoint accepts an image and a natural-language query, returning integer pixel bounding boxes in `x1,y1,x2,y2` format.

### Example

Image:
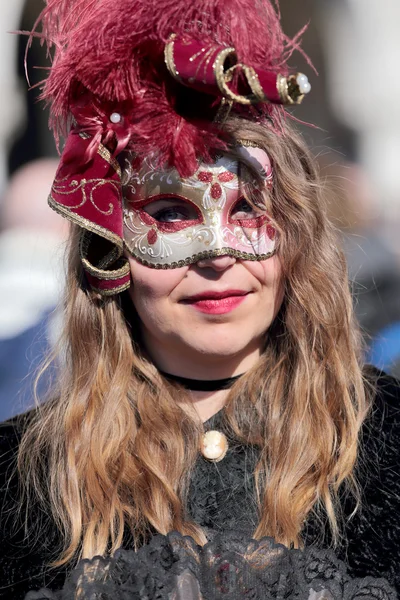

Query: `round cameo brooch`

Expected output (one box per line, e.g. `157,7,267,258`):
200,430,228,462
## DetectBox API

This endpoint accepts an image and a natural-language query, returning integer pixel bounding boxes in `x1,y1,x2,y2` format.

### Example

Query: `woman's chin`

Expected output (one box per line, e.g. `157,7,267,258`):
179,334,261,364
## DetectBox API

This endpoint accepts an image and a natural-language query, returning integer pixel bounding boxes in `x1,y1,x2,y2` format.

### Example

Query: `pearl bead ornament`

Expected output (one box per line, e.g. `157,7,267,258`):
296,73,311,95
110,112,122,124
200,430,228,462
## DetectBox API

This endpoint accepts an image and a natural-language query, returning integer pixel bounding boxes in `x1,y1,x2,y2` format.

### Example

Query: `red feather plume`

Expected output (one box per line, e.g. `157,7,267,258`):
32,0,309,175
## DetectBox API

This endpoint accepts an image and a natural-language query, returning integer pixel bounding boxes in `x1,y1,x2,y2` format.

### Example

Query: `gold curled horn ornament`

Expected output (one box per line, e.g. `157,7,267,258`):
164,34,311,107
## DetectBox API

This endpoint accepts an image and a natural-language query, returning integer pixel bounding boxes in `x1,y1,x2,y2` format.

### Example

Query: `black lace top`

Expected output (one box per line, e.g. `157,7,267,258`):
1,369,400,599
24,532,397,600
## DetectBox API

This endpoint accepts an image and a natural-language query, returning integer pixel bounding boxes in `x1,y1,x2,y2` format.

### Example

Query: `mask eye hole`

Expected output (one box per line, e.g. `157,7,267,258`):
142,196,201,223
228,197,268,229
129,194,203,233
230,197,261,221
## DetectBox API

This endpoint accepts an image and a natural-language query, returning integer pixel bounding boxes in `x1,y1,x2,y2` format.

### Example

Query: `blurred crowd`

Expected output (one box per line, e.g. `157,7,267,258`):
0,0,399,420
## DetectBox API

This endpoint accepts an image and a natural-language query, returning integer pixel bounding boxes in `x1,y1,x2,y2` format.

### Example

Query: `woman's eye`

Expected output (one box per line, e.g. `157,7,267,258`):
231,198,263,220
153,208,190,222
143,199,199,222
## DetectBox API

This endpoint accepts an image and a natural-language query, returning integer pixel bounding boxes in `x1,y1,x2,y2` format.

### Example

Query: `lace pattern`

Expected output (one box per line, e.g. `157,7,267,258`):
2,370,400,598
25,532,396,600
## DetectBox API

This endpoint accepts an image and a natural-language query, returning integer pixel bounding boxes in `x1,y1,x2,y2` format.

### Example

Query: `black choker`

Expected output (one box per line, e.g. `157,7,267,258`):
160,371,244,391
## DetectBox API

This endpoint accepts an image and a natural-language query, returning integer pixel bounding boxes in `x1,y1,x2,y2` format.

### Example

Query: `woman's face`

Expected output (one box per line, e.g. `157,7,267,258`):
128,255,283,376
125,146,284,377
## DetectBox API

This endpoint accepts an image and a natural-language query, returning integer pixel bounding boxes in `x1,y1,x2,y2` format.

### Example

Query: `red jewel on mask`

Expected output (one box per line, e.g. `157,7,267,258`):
198,171,213,183
197,168,236,201
211,183,222,199
147,229,158,245
218,171,235,183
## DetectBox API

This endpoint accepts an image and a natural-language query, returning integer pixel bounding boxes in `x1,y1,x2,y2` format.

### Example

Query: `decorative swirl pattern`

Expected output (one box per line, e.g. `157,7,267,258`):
52,177,118,216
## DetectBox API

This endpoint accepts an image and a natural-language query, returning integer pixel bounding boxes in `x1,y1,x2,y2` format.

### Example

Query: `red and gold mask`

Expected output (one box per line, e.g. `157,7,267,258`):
123,145,276,268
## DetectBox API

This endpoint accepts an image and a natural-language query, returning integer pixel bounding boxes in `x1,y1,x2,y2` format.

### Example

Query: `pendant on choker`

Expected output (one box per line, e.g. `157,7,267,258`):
200,430,228,462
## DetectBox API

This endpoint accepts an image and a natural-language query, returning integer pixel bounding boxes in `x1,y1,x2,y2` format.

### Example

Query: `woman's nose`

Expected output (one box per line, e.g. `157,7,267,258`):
196,254,237,271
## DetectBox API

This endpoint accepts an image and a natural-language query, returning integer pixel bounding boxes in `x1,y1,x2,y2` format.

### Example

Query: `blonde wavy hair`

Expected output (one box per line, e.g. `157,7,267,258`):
18,118,372,566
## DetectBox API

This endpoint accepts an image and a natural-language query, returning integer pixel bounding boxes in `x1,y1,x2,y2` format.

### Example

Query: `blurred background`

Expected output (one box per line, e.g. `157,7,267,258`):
0,0,399,420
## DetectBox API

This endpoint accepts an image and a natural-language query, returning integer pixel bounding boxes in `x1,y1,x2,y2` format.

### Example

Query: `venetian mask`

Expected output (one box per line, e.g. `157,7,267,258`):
123,145,276,268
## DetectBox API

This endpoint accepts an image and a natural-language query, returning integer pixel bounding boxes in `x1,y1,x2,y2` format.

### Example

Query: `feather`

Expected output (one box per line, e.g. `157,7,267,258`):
31,0,310,174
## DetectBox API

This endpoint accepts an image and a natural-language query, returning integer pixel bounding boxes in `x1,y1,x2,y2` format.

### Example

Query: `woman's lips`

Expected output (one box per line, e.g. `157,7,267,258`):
181,290,250,314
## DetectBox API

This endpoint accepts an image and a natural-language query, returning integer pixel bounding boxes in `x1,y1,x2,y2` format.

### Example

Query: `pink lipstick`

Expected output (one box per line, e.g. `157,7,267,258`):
182,290,249,314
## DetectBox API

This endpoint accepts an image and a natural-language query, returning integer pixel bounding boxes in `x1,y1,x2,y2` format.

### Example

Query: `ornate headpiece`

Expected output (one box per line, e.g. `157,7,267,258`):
34,0,312,294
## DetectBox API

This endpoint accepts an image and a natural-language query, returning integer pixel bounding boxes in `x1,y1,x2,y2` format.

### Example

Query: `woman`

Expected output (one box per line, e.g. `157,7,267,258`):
0,0,399,598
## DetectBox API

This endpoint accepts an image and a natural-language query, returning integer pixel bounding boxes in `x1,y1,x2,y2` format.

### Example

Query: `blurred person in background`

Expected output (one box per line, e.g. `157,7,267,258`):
323,161,400,378
0,0,66,422
316,0,400,372
0,158,67,421
340,166,400,379
318,0,400,231
0,1,25,193
281,0,400,376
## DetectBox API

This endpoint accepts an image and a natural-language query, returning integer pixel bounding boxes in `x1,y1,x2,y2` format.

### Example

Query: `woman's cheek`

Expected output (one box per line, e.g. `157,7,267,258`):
245,255,283,287
128,256,188,301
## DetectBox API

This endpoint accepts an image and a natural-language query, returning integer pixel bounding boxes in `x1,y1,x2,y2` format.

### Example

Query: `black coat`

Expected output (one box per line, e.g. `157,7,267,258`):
1,369,400,599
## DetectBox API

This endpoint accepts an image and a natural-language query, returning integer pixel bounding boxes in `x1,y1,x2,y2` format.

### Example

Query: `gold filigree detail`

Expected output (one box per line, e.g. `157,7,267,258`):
192,46,218,84
77,134,122,177
90,281,131,296
244,66,267,102
214,49,256,105
189,46,207,63
97,144,122,177
277,74,290,103
48,194,123,251
235,139,265,150
164,33,182,82
128,246,276,269
97,245,120,270
52,177,118,216
80,256,130,280
276,73,305,105
286,74,305,105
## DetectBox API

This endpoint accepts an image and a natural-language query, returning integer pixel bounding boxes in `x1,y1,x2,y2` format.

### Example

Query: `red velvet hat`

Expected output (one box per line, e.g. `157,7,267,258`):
34,0,312,295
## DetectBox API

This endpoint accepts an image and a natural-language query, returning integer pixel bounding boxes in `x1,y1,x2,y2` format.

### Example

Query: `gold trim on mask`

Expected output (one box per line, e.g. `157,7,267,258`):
97,145,122,178
243,65,267,102
123,149,275,267
81,256,130,280
234,139,265,150
78,133,122,177
97,246,120,270
90,281,131,296
80,231,119,271
214,50,253,105
79,231,130,278
277,74,290,104
276,73,306,105
130,246,276,269
48,194,124,252
164,33,182,82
